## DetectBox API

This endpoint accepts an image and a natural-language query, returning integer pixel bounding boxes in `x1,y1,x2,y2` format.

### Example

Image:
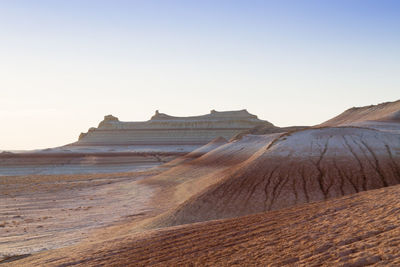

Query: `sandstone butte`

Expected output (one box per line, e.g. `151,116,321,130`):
3,99,400,266
0,110,274,176
76,109,273,145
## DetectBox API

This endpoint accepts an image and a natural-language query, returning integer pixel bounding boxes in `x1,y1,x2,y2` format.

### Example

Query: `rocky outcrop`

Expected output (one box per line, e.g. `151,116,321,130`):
76,110,271,145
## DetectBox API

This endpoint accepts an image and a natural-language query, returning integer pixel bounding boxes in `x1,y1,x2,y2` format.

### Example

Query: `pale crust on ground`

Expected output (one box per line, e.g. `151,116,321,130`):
0,171,161,258
0,139,229,261
9,185,400,266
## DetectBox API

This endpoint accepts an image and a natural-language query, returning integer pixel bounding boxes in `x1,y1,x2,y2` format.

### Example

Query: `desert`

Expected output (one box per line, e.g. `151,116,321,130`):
1,100,400,266
2,1,400,265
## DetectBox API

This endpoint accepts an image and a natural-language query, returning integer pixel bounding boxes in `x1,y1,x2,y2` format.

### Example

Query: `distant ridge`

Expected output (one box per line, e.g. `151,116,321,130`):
320,99,400,126
76,110,271,146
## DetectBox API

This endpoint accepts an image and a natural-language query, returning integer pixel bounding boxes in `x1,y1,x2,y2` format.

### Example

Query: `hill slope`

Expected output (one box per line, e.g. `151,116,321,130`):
158,126,400,226
10,184,400,266
320,100,400,126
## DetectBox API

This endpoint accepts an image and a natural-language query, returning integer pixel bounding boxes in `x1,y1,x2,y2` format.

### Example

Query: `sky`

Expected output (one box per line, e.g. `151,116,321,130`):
0,0,399,150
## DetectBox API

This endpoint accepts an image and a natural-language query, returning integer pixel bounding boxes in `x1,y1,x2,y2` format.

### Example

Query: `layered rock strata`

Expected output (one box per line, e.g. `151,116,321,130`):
76,110,271,145
147,101,400,227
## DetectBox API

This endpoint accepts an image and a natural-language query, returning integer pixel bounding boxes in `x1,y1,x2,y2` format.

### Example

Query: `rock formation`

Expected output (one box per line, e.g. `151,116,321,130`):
146,100,400,227
76,109,271,145
5,100,400,266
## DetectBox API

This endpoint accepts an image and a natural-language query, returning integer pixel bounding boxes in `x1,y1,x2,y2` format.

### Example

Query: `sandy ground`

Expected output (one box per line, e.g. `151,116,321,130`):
0,161,161,176
0,142,223,263
1,101,400,266
9,184,400,266
0,144,199,176
0,171,160,260
1,126,399,266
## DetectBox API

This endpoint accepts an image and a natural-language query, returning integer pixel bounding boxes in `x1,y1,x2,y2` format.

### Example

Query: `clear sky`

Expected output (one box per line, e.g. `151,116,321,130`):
1,0,399,150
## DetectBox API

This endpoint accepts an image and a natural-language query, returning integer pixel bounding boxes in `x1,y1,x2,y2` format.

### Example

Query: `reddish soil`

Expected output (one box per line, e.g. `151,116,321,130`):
9,184,400,266
2,101,400,266
156,126,400,227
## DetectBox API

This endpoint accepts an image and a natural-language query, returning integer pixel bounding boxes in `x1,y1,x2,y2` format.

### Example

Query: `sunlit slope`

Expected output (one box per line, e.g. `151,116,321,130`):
140,134,280,214
320,100,400,126
160,126,400,226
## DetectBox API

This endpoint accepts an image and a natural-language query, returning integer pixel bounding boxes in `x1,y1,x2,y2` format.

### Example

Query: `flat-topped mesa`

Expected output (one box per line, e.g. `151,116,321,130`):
77,109,272,145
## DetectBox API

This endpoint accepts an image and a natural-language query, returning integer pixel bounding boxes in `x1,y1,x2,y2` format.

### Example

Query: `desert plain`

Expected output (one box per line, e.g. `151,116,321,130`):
1,101,400,266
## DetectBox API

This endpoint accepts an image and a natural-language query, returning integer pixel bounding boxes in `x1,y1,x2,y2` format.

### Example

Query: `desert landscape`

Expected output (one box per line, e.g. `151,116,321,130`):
1,100,400,266
2,1,398,265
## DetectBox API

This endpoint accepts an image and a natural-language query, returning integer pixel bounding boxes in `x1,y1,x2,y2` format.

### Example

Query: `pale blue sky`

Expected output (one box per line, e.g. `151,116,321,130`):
1,0,399,149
